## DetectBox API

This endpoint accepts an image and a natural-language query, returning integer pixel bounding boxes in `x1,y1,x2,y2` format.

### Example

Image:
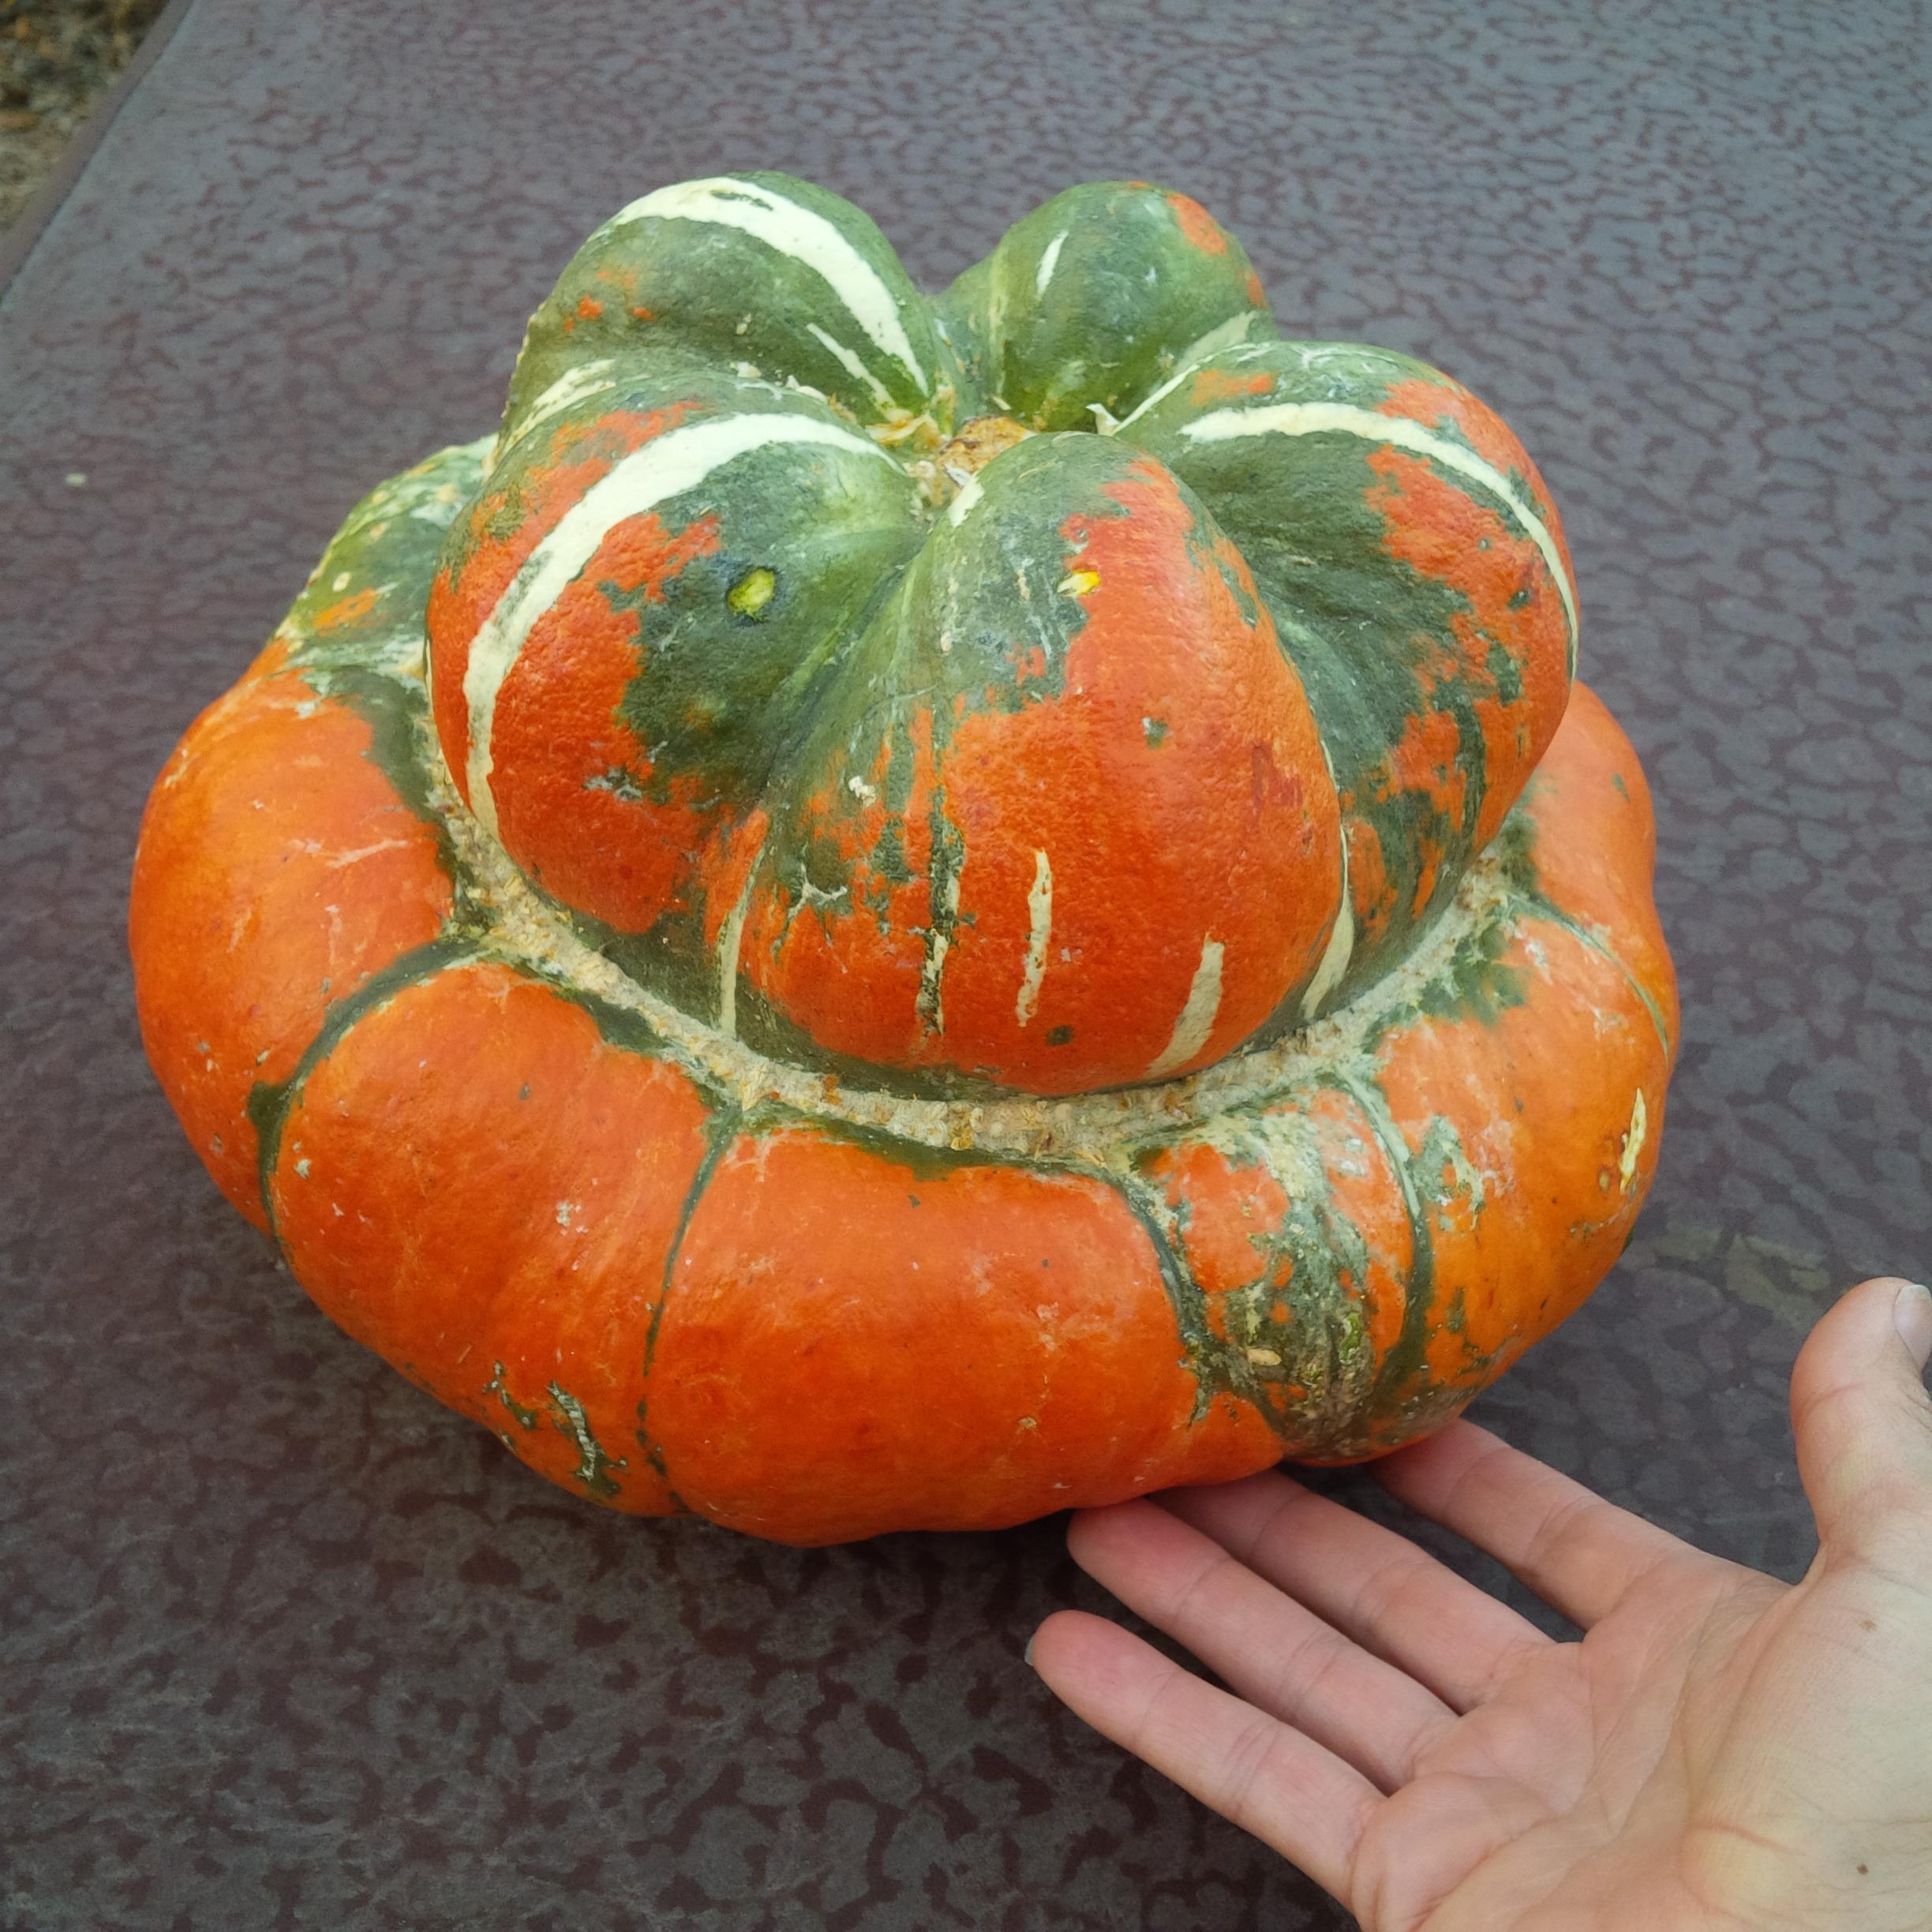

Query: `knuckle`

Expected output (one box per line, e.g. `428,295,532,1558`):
1210,1710,1286,1820
1347,1548,1428,1630
1520,1487,1600,1586
1273,1623,1352,1717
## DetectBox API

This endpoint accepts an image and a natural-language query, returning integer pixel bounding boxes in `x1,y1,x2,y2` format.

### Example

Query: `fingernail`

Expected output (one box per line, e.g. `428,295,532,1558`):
1893,1281,1932,1369
1023,1635,1037,1671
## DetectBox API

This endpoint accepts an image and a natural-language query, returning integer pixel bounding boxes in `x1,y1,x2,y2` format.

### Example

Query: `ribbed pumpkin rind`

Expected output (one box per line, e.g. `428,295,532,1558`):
129,178,1676,1544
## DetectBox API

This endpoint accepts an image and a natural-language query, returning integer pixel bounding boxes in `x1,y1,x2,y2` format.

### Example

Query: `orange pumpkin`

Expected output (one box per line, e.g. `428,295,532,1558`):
129,176,1675,1543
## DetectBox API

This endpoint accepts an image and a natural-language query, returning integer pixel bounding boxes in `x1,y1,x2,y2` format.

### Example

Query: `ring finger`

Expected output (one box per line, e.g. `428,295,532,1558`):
1159,1466,1555,1710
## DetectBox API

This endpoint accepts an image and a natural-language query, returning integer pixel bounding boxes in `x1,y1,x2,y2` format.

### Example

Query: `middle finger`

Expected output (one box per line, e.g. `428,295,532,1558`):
1159,1468,1554,1710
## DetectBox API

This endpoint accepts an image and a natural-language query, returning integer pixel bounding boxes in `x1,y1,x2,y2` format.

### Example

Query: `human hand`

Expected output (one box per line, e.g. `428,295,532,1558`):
1028,1277,1932,1930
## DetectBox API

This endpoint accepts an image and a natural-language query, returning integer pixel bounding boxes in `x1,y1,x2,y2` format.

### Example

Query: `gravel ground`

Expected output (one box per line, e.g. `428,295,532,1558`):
1,0,166,233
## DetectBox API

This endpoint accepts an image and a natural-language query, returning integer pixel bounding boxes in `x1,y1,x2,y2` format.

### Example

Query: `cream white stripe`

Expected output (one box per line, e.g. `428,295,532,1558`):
1618,1088,1648,1192
714,854,761,1038
1300,737,1354,1021
946,472,985,526
1148,937,1224,1079
462,413,891,838
1300,890,1354,1021
1015,848,1054,1026
1034,230,1068,299
1114,312,1261,431
611,176,926,391
804,322,893,405
500,358,617,462
1181,401,1578,644
916,863,963,1035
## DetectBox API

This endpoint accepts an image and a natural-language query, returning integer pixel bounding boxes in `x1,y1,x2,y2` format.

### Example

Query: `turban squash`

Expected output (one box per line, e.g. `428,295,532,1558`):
130,175,1676,1544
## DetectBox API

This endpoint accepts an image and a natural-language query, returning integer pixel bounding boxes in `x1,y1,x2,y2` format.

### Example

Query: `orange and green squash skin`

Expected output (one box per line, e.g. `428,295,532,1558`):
129,176,1676,1544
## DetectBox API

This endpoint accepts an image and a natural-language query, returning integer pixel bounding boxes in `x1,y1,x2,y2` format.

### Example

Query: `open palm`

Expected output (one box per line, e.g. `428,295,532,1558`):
1029,1277,1932,1930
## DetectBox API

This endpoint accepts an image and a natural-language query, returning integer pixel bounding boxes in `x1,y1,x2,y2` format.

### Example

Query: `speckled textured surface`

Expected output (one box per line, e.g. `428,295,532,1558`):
2,1,1928,1925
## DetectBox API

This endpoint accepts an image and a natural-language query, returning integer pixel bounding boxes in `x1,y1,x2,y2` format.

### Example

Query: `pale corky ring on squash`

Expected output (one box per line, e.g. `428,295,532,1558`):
130,175,1676,1544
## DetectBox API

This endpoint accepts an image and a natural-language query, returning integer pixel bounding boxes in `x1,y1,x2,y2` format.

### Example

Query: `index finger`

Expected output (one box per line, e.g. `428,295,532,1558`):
1028,1608,1378,1906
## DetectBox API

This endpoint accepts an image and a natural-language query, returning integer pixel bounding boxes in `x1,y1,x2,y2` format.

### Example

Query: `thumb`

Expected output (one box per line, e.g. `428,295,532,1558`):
1790,1276,1932,1551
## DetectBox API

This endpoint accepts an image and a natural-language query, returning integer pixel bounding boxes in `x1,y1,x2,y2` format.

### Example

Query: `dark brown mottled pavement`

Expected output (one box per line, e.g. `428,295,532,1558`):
2,2,1927,1926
